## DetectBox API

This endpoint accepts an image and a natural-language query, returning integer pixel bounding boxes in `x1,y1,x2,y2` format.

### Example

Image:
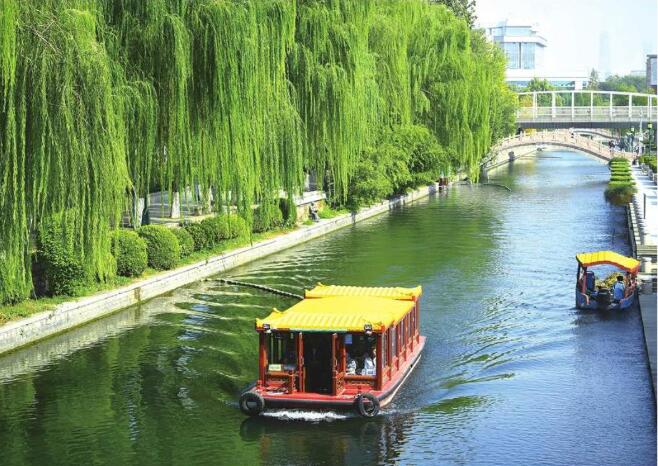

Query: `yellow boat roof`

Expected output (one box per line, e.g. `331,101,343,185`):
305,284,422,301
256,296,415,333
576,251,640,273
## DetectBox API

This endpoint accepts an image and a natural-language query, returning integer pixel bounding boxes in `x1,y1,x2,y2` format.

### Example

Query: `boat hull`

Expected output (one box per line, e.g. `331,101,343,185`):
575,290,636,311
244,336,426,412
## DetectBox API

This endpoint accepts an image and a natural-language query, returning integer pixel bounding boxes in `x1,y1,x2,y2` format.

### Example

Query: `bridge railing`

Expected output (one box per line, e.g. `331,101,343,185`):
518,106,655,122
488,129,635,162
515,90,658,123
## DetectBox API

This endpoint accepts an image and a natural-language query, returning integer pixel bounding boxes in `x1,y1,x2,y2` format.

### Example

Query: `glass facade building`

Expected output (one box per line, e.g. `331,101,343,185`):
483,20,588,90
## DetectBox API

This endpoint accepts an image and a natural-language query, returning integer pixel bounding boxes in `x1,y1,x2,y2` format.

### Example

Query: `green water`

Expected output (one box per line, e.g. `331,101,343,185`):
0,151,655,465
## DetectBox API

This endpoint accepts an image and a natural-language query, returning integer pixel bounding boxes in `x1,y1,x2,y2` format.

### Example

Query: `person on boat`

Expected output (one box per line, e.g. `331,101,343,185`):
283,348,297,371
346,353,357,375
362,350,376,376
612,276,625,302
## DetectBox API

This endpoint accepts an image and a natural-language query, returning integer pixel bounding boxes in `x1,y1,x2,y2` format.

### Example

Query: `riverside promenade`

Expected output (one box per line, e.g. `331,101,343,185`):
629,161,657,393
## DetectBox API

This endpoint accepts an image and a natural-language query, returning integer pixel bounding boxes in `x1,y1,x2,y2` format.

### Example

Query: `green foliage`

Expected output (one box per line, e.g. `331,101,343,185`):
639,155,657,173
183,223,209,251
138,225,180,270
227,215,250,240
279,198,298,226
253,202,284,233
605,184,636,205
0,0,514,304
112,230,148,277
35,215,92,297
172,228,194,258
200,216,230,246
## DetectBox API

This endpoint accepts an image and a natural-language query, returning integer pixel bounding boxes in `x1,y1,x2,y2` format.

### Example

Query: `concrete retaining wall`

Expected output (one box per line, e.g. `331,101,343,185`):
0,183,439,355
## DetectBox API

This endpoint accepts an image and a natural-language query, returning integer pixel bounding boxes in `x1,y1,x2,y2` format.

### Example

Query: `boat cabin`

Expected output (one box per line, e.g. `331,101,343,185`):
240,284,426,417
575,251,640,311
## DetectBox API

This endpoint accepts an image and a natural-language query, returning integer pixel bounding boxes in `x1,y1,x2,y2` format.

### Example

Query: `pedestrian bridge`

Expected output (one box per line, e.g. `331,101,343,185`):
516,91,658,129
482,129,635,172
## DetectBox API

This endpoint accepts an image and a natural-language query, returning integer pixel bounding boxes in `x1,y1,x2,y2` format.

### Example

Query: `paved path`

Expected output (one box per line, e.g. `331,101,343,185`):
631,165,658,247
630,163,657,396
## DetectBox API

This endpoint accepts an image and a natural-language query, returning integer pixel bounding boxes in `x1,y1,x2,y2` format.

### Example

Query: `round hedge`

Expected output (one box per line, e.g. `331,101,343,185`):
112,230,147,277
200,216,230,246
184,222,209,251
252,203,284,233
173,228,194,257
36,219,89,296
138,225,180,270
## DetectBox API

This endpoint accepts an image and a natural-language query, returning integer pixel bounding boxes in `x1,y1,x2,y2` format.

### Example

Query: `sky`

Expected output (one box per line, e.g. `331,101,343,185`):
475,0,658,77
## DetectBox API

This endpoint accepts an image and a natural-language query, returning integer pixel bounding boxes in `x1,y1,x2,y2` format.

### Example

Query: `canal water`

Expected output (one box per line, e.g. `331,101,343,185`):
0,151,655,465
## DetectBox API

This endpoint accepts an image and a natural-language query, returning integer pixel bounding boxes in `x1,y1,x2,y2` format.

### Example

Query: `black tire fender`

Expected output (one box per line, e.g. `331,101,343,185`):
239,391,265,416
355,393,380,417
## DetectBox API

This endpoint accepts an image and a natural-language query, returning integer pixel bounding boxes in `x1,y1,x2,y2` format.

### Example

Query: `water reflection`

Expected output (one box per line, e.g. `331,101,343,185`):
0,151,655,465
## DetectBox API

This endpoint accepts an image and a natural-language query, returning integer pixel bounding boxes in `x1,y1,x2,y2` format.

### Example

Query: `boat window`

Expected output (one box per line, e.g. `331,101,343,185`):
390,326,396,359
267,332,296,372
345,333,376,375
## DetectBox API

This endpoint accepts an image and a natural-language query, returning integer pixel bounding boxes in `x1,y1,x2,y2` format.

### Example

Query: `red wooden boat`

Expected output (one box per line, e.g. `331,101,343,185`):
239,284,425,417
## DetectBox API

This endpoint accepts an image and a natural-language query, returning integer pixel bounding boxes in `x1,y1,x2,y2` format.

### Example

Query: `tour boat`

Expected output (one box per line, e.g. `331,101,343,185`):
575,251,639,311
239,284,426,417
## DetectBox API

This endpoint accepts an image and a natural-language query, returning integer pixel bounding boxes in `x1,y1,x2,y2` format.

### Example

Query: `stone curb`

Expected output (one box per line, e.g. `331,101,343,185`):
0,183,440,355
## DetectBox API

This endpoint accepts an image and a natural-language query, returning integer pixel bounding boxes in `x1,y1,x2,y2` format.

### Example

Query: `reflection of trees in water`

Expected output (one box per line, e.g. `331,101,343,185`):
238,413,416,465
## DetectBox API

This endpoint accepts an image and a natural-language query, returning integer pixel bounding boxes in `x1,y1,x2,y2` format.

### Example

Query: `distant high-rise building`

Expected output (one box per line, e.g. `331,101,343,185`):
598,32,611,80
483,19,589,90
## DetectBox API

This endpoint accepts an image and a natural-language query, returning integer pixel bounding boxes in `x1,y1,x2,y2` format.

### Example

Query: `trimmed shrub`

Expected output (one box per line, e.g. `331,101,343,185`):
173,228,194,257
36,218,90,296
252,202,284,233
608,180,635,188
112,230,147,277
138,225,180,270
184,222,209,251
605,184,636,205
200,216,230,246
227,215,250,239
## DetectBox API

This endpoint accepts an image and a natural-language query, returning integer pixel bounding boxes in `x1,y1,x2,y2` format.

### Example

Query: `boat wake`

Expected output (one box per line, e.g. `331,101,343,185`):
261,409,352,422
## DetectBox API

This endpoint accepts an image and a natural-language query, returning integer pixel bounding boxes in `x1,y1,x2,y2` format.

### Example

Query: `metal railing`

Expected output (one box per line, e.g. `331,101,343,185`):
516,91,658,124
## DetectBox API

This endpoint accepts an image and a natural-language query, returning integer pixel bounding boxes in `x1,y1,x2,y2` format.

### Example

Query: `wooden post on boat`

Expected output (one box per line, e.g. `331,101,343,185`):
376,334,383,390
297,333,304,392
258,333,267,388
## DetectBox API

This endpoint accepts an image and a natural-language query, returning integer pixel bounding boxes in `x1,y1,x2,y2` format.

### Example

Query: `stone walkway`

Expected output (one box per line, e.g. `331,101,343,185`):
631,164,657,247
631,163,657,397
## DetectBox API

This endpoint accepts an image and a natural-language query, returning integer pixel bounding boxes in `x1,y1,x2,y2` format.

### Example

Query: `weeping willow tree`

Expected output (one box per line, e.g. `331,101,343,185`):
0,0,515,304
289,0,380,199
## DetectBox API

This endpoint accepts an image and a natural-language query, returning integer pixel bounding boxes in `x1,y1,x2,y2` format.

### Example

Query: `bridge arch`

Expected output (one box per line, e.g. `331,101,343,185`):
481,129,635,173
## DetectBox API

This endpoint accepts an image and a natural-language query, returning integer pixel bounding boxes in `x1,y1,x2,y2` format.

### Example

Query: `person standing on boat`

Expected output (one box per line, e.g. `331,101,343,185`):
612,276,625,302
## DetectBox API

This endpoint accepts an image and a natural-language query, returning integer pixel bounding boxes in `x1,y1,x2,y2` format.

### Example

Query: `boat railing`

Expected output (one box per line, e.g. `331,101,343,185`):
265,370,297,393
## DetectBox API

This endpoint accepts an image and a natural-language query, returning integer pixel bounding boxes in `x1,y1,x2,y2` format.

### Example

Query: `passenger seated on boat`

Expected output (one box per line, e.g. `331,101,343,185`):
362,350,376,376
346,353,357,375
283,349,297,371
625,275,637,298
612,276,625,302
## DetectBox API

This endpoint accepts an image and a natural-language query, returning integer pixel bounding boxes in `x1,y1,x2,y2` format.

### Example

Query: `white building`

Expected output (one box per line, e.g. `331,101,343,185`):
484,20,589,90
